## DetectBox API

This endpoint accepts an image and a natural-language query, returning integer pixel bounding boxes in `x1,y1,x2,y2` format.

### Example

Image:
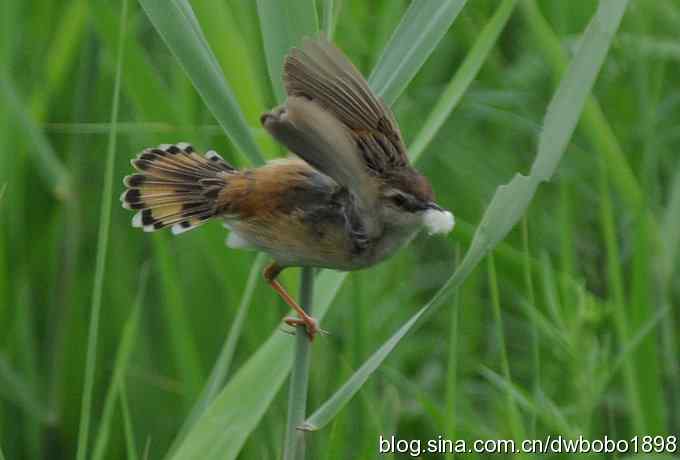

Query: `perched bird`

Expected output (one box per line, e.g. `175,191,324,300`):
120,37,454,340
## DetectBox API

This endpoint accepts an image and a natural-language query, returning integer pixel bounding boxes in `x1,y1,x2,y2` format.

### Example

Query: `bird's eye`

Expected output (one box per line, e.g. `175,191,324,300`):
391,194,408,207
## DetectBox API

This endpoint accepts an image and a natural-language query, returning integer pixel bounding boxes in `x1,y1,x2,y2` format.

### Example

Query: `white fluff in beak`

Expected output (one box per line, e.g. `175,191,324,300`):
423,209,455,235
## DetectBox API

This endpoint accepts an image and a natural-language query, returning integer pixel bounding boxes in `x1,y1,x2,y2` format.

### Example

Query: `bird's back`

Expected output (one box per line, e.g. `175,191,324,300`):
224,158,398,270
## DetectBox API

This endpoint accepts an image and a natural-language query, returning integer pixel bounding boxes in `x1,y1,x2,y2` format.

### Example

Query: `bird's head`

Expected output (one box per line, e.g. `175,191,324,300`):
378,166,454,235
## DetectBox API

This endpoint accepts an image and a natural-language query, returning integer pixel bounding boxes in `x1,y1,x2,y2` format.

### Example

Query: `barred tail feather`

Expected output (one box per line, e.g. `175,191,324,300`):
121,143,234,234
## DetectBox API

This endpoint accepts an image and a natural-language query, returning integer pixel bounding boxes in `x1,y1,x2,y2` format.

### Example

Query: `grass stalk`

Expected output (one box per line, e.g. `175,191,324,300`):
487,254,525,443
153,235,204,399
521,216,540,437
0,353,49,423
0,76,71,199
444,248,460,460
283,267,315,460
322,0,335,39
120,384,139,460
91,267,148,460
520,0,653,229
169,254,266,454
409,0,517,162
75,0,127,458
598,154,645,432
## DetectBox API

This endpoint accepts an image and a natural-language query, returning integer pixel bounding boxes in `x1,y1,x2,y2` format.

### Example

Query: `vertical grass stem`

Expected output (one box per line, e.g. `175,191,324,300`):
283,267,315,460
75,0,127,458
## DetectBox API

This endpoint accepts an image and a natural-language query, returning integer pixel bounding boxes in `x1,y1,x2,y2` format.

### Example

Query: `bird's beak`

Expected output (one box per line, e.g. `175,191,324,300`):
425,201,444,212
422,202,455,235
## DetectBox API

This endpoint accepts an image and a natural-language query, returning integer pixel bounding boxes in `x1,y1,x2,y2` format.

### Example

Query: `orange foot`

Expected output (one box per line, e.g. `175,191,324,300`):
284,316,327,341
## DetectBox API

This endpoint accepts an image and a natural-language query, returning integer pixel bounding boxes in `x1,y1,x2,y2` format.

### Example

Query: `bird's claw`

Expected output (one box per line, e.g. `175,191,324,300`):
283,316,328,341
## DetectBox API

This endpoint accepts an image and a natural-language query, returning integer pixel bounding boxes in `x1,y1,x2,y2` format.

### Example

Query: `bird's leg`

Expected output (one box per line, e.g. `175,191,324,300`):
264,262,323,341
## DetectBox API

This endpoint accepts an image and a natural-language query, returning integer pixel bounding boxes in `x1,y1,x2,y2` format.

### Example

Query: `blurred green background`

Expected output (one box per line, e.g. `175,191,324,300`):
1,0,679,459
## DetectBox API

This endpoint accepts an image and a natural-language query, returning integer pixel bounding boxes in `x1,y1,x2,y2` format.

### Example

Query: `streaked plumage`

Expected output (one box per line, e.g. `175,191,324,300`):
120,37,454,340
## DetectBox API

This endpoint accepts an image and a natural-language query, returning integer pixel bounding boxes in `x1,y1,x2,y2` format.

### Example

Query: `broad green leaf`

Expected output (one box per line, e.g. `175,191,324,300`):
138,0,265,166
369,0,468,105
257,0,319,102
409,0,518,162
302,0,630,431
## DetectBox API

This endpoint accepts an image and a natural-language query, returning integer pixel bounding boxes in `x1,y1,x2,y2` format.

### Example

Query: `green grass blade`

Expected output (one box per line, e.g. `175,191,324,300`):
520,0,646,215
0,353,50,424
322,0,335,40
300,304,427,431
0,75,71,199
659,168,680,418
368,0,468,104
443,249,460,460
29,0,89,120
75,1,127,459
283,267,315,460
409,0,518,162
487,254,525,443
521,217,540,436
167,254,266,455
169,271,346,460
630,206,665,433
660,168,680,283
91,268,147,460
255,5,319,459
190,1,269,131
138,0,265,165
479,367,576,438
92,2,181,122
598,161,644,431
152,236,205,399
301,0,629,431
256,0,319,102
14,279,42,459
120,384,139,460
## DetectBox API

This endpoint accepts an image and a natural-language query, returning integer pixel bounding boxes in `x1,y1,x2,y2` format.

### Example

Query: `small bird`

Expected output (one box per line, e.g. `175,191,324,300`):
121,37,454,340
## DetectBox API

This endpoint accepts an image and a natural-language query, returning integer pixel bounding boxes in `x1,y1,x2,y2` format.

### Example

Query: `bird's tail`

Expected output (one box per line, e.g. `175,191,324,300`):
120,143,234,234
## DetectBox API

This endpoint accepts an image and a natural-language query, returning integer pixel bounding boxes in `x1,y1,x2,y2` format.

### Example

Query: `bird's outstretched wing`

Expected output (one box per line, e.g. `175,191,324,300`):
284,37,409,173
261,37,408,240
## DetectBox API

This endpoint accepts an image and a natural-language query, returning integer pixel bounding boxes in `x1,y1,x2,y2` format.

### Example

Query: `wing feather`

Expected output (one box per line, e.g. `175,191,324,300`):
283,37,409,172
261,97,381,239
261,36,412,241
